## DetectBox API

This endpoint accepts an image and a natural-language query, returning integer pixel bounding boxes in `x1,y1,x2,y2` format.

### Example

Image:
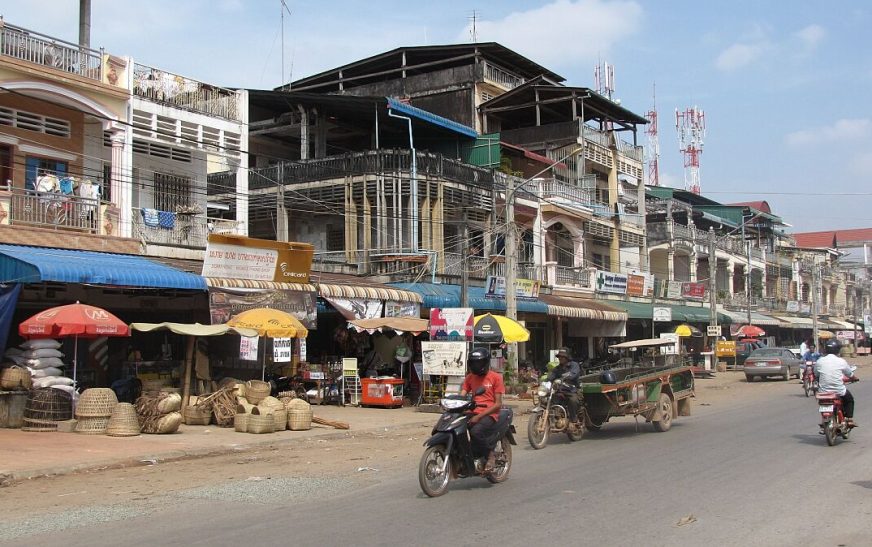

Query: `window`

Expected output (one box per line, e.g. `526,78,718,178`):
153,172,191,212
0,145,11,185
24,156,68,191
592,253,611,271
326,225,344,251
0,106,71,138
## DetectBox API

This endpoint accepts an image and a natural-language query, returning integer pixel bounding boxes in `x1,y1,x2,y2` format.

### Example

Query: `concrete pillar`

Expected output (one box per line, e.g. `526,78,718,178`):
109,132,131,238
298,106,309,160
727,263,735,295
690,252,698,281
573,236,585,268
667,249,675,281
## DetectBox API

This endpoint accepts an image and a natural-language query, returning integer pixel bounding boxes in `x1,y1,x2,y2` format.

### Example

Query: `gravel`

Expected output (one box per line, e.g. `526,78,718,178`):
0,504,153,543
175,476,357,504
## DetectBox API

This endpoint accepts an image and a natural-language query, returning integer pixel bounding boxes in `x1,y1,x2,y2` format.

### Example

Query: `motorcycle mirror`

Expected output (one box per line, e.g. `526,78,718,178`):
474,387,486,396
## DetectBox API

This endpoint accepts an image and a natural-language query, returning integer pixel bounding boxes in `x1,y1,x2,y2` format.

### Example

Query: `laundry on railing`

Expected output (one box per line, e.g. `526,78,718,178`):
157,211,176,230
141,208,160,227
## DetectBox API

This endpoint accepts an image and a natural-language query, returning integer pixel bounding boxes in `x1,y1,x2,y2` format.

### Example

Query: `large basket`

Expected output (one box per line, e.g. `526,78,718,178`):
257,396,284,413
234,413,249,432
75,415,110,435
22,388,73,429
183,405,211,426
286,398,311,411
106,403,141,437
246,413,275,434
272,408,288,431
1,365,32,391
244,380,271,404
288,408,313,431
76,388,118,418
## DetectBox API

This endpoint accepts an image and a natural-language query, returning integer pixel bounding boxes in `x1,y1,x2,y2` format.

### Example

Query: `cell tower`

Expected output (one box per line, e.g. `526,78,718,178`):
675,106,706,194
594,60,615,99
645,84,660,187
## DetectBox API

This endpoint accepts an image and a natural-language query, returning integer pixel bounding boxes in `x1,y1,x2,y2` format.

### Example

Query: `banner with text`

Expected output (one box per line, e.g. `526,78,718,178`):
421,341,468,376
324,297,383,320
239,336,259,361
273,337,292,363
682,282,706,300
484,276,541,299
429,308,474,341
595,271,628,295
209,287,317,329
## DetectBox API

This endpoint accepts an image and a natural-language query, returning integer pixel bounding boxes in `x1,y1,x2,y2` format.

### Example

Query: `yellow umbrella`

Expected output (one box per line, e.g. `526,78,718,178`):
473,313,530,343
818,330,835,340
226,308,308,339
674,323,702,337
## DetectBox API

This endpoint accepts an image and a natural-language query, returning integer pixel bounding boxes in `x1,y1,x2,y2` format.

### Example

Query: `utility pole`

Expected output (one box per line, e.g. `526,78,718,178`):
505,175,518,374
709,227,717,326
811,261,820,351
741,217,752,326
460,210,470,308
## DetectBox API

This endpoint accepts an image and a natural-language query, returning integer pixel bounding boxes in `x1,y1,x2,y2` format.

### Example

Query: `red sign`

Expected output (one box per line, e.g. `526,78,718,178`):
681,282,706,300
627,274,645,297
429,308,473,341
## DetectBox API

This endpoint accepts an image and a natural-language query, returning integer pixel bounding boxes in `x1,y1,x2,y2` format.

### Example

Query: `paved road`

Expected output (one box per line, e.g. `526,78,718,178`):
9,378,872,547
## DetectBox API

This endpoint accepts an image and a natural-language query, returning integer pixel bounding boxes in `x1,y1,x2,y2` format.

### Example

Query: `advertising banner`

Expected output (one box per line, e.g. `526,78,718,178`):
626,274,645,297
666,280,683,299
208,287,317,329
595,270,628,294
239,336,259,361
682,282,706,300
273,338,292,363
786,301,800,313
384,301,421,318
323,297,383,320
429,308,474,341
203,234,314,283
421,341,468,376
484,276,541,299
716,340,737,357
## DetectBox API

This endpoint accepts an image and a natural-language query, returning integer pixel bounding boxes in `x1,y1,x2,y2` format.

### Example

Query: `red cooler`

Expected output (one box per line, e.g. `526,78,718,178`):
360,378,404,408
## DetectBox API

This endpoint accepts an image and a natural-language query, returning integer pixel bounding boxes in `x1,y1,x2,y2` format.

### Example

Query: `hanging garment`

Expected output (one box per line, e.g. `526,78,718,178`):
58,177,75,195
141,208,160,227
36,174,60,193
158,211,176,229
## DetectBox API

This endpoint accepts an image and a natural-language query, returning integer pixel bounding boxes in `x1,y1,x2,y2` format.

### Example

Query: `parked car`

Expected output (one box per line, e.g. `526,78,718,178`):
735,340,764,366
744,347,803,382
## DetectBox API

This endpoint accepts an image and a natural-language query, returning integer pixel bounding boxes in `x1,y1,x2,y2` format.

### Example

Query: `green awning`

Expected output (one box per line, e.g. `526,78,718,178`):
608,300,732,324
608,300,653,319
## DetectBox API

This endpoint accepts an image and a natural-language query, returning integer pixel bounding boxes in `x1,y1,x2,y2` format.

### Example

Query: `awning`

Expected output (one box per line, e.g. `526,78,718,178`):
830,319,859,330
610,338,678,349
386,98,478,138
717,308,782,327
608,300,733,324
771,315,815,328
317,283,421,303
205,278,316,291
390,283,548,313
130,322,258,337
348,317,429,335
0,244,206,290
538,294,627,322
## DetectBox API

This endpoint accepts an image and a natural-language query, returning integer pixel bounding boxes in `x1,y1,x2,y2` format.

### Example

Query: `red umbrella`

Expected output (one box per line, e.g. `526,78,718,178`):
736,324,766,338
19,302,130,386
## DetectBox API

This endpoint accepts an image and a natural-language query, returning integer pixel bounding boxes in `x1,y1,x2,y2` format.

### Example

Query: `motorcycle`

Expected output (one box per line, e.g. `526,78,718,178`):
528,379,584,449
802,361,819,397
816,368,859,446
418,388,517,497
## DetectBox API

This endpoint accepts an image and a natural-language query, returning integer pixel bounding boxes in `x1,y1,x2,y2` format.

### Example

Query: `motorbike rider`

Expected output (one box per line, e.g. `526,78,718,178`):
547,347,581,425
460,347,505,472
814,339,858,427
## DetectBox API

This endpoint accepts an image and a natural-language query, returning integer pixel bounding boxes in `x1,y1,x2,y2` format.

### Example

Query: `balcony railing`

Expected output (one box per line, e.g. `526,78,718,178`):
538,179,594,209
132,208,241,248
550,265,595,290
6,188,99,233
1,21,105,83
133,63,241,121
482,61,525,91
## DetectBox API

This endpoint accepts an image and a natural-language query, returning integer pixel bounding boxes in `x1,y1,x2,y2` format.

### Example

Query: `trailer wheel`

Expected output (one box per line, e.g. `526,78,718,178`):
652,393,673,432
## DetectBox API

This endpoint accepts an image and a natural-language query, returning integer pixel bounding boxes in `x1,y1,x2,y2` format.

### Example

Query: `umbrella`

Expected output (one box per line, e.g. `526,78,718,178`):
473,313,530,344
818,330,835,340
674,324,702,337
19,301,130,387
736,324,766,338
226,308,308,380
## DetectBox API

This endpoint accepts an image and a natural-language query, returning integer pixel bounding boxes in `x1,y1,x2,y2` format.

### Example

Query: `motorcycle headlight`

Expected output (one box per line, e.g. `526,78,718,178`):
537,388,548,398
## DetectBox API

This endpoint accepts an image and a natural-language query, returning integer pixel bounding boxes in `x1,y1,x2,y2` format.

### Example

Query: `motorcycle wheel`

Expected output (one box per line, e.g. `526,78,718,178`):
585,414,604,431
486,436,512,484
566,421,584,441
527,413,549,449
803,378,811,397
652,393,673,432
824,417,837,446
418,445,451,497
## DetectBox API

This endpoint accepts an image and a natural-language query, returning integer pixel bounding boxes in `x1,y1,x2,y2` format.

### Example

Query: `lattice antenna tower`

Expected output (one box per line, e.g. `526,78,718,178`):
594,60,615,99
675,106,705,194
645,83,660,186
469,10,479,43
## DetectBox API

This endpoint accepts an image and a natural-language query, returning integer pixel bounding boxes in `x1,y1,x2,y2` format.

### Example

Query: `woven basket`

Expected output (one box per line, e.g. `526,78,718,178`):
234,413,249,432
140,412,182,434
1,365,32,391
236,399,254,414
75,415,110,434
23,388,73,428
183,405,211,426
247,413,275,434
273,408,288,431
76,388,118,418
244,380,271,404
106,403,141,437
286,398,311,411
288,408,313,431
258,396,284,413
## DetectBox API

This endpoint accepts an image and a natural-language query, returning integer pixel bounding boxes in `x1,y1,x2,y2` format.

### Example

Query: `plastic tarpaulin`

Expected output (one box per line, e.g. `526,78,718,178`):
0,283,21,355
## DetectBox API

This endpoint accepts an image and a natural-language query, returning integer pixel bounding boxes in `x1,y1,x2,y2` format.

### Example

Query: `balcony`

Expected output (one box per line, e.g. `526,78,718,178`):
0,21,111,86
538,179,594,212
132,208,241,249
482,61,525,91
133,63,242,121
4,187,99,233
549,265,595,290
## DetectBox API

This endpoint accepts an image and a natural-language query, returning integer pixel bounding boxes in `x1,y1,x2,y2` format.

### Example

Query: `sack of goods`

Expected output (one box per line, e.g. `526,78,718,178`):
135,392,182,434
4,339,71,392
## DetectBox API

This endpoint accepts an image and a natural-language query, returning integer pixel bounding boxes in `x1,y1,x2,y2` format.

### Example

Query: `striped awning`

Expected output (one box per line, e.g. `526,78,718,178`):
717,308,782,327
205,278,316,292
317,283,422,304
539,294,627,322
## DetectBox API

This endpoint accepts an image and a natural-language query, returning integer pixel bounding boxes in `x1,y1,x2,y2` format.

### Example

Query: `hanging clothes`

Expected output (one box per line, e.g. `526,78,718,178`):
141,208,160,227
158,211,176,230
36,174,60,193
58,176,76,195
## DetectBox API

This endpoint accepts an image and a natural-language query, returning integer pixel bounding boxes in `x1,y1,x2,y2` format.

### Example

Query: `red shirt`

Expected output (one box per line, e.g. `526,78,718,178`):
461,370,505,418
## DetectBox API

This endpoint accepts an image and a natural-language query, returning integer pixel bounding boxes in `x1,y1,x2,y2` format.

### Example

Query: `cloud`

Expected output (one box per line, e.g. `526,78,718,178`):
848,151,872,177
457,0,643,71
786,118,872,146
795,24,826,49
715,43,765,71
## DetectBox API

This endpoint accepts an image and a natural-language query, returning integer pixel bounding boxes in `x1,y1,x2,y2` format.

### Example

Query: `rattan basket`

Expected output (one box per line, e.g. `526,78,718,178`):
75,415,110,434
22,388,73,430
246,413,275,434
76,388,118,418
287,408,313,431
257,396,284,413
272,408,288,431
286,397,311,411
0,365,32,391
106,403,141,437
244,380,271,404
183,405,211,426
234,413,249,432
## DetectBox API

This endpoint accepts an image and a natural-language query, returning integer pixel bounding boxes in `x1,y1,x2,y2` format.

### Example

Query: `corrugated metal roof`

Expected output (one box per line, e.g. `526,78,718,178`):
387,98,478,138
793,228,872,248
0,245,206,290
389,283,548,313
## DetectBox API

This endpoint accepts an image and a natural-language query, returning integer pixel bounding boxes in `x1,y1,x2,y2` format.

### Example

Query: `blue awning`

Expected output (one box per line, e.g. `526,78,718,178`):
390,282,547,313
386,98,478,138
0,245,207,290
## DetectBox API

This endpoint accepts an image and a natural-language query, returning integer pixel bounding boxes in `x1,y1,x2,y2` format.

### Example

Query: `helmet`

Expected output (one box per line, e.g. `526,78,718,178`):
822,339,841,356
468,347,491,376
600,370,617,384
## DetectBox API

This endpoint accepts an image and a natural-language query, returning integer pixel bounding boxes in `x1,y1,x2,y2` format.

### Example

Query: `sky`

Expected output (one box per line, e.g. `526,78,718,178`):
3,0,871,234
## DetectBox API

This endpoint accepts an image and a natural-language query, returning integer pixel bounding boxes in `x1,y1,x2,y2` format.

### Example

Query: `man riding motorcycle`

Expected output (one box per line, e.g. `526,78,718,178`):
460,347,505,473
814,339,858,428
547,348,581,425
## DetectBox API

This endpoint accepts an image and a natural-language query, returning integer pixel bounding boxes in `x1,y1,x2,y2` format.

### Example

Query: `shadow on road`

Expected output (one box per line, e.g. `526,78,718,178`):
792,433,832,446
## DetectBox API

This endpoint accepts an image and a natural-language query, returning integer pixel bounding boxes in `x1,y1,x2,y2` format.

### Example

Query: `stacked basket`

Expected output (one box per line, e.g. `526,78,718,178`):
135,392,182,434
75,388,118,434
256,396,287,432
286,398,313,431
244,380,271,404
21,388,73,432
105,402,141,437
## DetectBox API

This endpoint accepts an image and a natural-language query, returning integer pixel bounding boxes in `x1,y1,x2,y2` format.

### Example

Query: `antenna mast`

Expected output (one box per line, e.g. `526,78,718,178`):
645,84,660,186
675,106,706,194
594,60,615,99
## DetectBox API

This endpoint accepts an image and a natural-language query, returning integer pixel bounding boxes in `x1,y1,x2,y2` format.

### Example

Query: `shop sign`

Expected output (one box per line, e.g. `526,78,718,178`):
273,338,292,363
299,338,307,362
786,301,800,313
658,333,680,354
421,341,468,376
666,280,683,299
342,358,358,377
716,340,736,357
800,303,811,314
208,287,317,329
385,301,421,317
324,297,383,320
682,282,706,300
707,325,721,337
627,271,654,297
653,307,672,322
429,308,473,341
202,234,314,283
595,270,628,295
239,336,259,361
837,330,866,341
484,276,541,300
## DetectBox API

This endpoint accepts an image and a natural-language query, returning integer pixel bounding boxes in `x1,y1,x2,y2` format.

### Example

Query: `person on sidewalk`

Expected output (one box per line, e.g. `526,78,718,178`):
460,347,505,473
814,339,859,427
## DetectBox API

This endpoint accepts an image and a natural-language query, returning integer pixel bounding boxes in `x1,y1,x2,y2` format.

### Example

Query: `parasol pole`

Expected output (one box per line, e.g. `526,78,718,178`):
182,336,196,409
72,335,79,388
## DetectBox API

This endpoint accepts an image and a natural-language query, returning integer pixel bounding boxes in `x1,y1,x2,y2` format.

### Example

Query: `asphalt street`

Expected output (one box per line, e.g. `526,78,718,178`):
7,378,872,547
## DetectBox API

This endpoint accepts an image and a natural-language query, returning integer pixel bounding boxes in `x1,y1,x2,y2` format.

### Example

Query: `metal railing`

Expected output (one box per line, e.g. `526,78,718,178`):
7,189,99,233
1,21,105,83
133,63,241,121
132,209,241,248
482,62,525,90
538,179,594,208
615,138,644,162
552,265,594,289
580,123,611,147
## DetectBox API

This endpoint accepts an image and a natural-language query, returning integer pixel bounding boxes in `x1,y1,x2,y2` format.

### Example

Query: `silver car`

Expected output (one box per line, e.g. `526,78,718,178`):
744,348,803,382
